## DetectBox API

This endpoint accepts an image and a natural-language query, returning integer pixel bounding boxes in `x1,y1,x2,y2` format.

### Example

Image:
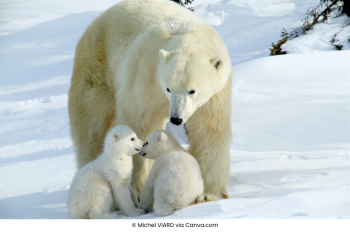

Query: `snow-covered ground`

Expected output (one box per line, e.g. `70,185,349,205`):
282,15,350,53
0,0,349,222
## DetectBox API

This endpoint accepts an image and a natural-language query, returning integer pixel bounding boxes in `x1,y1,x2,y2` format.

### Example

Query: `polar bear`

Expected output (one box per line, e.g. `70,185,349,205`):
68,0,232,201
67,125,145,219
138,130,204,216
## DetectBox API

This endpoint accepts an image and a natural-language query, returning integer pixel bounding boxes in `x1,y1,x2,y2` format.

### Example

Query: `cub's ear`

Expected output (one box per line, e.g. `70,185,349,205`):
159,132,168,142
159,50,171,63
210,57,223,70
114,134,118,141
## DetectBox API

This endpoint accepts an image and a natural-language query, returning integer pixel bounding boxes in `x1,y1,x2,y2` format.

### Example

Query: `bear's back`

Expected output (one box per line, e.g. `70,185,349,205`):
87,0,203,42
153,151,203,205
109,0,200,28
155,151,202,180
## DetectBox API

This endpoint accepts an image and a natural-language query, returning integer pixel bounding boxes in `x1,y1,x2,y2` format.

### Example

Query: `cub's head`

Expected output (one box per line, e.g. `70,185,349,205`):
158,44,230,125
105,125,143,156
139,130,180,159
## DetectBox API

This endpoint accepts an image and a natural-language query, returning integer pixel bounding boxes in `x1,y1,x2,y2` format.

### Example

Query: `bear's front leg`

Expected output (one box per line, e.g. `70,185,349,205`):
129,184,139,207
138,169,156,213
131,153,149,198
112,185,145,217
185,78,232,201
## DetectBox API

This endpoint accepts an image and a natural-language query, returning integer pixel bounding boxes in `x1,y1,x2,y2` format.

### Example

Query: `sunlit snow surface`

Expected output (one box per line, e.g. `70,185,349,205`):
0,0,349,219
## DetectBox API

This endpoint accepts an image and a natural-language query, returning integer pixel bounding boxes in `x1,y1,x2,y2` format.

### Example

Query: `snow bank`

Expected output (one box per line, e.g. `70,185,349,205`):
194,0,321,65
282,16,350,53
231,50,350,151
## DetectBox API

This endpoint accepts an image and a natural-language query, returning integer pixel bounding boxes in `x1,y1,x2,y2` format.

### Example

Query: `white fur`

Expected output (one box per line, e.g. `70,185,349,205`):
159,44,229,123
67,125,145,219
69,0,232,201
138,130,204,216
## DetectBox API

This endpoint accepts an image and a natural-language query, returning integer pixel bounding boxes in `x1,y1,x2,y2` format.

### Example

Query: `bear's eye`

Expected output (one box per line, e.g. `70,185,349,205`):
214,61,221,70
188,90,195,94
167,87,170,93
145,142,148,146
131,138,135,141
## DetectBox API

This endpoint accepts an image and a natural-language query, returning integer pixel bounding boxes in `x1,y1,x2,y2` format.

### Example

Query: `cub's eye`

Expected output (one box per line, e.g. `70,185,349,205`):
188,90,195,94
131,138,135,141
167,88,170,93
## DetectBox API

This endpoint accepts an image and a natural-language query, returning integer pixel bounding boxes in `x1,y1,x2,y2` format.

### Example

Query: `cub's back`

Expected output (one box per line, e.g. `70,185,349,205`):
155,151,202,181
154,151,204,205
68,160,107,199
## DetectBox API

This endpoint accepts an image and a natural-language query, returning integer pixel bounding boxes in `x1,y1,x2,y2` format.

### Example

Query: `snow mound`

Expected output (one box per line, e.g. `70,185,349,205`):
231,50,350,151
282,16,350,53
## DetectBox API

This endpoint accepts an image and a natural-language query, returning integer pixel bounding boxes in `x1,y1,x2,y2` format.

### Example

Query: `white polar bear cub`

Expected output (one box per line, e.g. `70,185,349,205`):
68,125,145,219
138,130,204,216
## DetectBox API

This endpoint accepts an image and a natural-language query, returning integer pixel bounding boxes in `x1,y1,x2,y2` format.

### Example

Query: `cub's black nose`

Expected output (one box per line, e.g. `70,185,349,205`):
170,118,182,125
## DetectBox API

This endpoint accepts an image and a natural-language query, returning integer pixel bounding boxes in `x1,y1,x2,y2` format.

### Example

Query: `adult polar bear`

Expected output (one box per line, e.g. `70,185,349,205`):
68,0,232,201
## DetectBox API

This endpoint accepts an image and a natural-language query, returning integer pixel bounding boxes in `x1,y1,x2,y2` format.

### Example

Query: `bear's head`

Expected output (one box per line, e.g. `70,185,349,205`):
139,130,181,159
105,125,144,156
158,43,230,126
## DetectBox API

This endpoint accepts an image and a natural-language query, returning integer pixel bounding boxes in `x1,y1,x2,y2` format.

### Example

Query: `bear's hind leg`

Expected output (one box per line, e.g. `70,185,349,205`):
89,211,118,219
68,27,116,169
87,188,117,219
155,199,174,216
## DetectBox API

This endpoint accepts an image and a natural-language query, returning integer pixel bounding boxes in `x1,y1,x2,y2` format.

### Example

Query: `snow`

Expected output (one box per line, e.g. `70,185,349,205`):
282,16,350,53
0,0,349,223
194,0,321,65
231,51,350,151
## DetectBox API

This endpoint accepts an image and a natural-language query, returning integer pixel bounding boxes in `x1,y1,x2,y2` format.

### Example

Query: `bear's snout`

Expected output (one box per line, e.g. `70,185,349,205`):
170,117,182,125
139,151,146,157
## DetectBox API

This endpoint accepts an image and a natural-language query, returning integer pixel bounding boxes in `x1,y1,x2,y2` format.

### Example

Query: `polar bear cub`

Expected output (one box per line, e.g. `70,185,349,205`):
68,125,145,219
138,130,204,216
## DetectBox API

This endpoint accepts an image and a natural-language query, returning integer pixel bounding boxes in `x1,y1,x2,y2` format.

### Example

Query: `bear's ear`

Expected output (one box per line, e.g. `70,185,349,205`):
159,132,168,142
159,49,171,63
114,134,118,141
210,57,223,71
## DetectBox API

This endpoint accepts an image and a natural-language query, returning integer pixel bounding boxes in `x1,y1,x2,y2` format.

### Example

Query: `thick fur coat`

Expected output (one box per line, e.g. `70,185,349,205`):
68,0,232,200
67,125,145,219
138,130,204,216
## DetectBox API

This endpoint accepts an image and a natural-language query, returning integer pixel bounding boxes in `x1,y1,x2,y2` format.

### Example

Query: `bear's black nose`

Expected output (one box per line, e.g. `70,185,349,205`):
170,118,182,125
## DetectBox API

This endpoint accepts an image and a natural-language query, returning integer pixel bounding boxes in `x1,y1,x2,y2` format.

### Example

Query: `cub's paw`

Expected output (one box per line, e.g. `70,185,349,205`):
129,208,146,217
106,212,119,219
